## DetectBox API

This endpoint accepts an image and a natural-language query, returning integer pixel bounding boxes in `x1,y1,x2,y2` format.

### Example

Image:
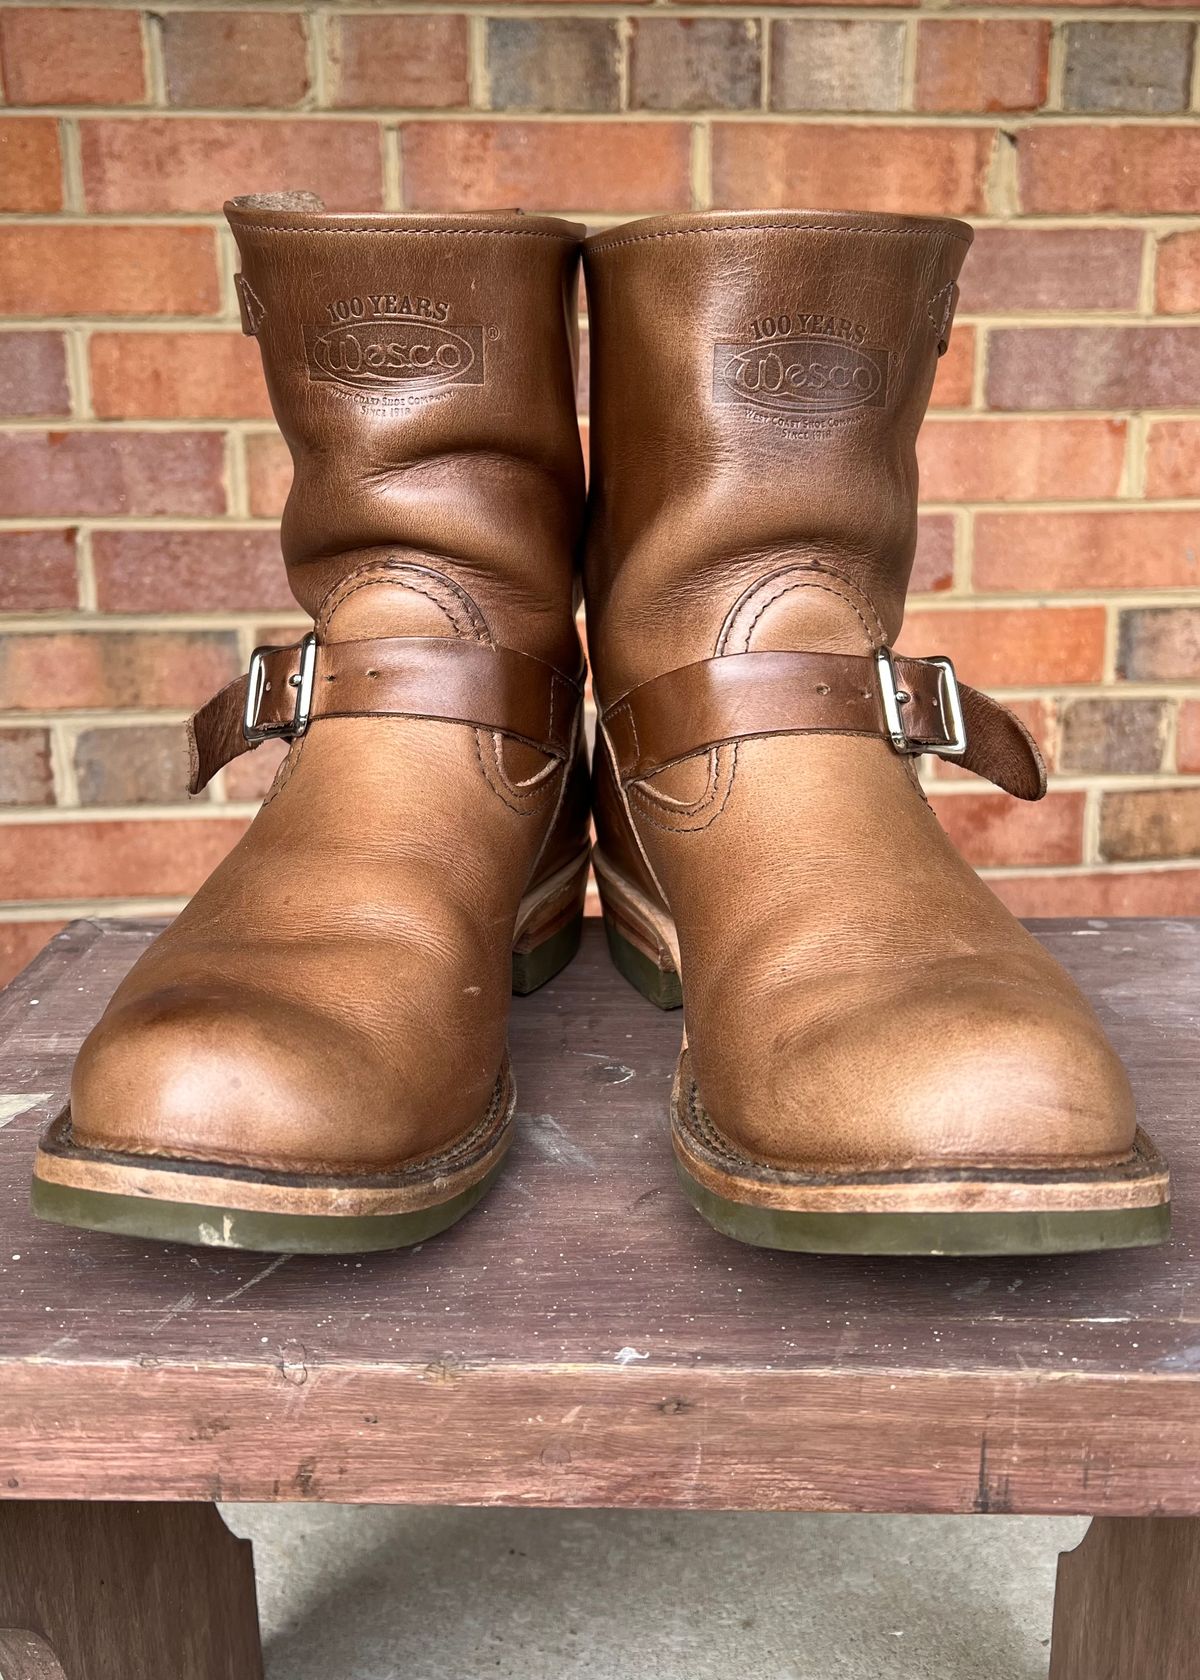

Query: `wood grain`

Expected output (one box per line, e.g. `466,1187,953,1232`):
1050,1516,1200,1678
0,1502,261,1679
0,917,1197,1511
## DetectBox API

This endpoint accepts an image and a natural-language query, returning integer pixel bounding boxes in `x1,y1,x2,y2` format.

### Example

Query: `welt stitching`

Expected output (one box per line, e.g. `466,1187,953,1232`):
238,224,578,242
588,223,972,256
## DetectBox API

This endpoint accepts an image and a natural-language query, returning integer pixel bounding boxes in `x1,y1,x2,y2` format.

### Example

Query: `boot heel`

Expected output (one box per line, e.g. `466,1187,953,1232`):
603,914,682,1010
511,852,590,995
511,911,583,995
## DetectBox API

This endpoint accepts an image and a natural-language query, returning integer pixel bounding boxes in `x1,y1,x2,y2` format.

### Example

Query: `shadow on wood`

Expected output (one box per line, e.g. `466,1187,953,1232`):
1050,1515,1200,1679
0,1502,262,1680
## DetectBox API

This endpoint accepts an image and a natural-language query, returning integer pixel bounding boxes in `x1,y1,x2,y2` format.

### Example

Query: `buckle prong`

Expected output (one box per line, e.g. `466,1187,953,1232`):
243,632,317,746
875,648,967,758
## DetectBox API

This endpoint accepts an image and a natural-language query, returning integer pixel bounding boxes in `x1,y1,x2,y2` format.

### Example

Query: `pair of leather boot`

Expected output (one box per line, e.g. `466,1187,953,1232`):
32,200,1170,1258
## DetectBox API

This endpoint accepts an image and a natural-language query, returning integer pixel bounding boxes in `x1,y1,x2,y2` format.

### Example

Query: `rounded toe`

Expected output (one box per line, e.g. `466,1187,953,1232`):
693,965,1136,1175
69,983,490,1176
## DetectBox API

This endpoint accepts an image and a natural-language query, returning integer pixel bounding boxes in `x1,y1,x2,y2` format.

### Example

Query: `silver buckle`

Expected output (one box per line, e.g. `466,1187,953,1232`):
875,649,967,758
243,632,317,746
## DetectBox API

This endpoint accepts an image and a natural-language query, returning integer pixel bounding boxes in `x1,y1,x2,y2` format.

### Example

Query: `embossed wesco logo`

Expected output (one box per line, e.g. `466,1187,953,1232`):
713,337,889,414
304,317,485,393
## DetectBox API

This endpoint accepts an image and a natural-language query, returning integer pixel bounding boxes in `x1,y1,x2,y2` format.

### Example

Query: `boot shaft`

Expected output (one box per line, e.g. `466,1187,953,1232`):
583,210,971,695
226,196,586,666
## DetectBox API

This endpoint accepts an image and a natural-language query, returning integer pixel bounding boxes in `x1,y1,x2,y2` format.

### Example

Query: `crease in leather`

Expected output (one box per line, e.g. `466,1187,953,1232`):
602,650,1046,801
187,635,584,795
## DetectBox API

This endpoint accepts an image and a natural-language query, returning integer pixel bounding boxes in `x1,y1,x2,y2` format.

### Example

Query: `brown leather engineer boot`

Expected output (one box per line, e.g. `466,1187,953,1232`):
585,210,1169,1257
33,196,590,1253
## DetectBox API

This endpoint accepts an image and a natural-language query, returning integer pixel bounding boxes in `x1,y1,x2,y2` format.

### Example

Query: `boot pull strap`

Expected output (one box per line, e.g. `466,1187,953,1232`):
187,634,583,795
601,649,1046,802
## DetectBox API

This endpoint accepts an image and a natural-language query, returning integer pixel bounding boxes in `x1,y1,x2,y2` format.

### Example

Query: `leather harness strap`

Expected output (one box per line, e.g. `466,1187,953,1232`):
601,649,1047,802
187,634,583,795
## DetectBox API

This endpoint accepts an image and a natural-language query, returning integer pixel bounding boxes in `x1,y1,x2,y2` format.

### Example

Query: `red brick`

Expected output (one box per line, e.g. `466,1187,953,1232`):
961,228,1144,313
990,869,1200,918
0,117,61,211
929,326,974,409
918,418,1127,503
218,736,288,802
245,432,292,519
0,727,54,806
915,21,1049,113
0,816,249,901
0,331,69,417
910,513,955,594
0,8,145,105
0,224,221,317
0,631,240,712
162,11,309,108
329,15,468,110
0,432,226,518
974,511,1200,593
0,921,65,988
0,529,78,612
712,124,994,215
988,326,1200,412
92,529,291,613
401,121,691,214
1117,608,1200,682
1058,698,1168,774
1019,127,1200,214
1145,420,1200,499
1101,788,1200,863
73,723,195,807
1156,230,1200,314
1178,701,1200,774
897,606,1106,685
931,790,1085,868
80,118,383,213
89,332,269,421
629,18,762,112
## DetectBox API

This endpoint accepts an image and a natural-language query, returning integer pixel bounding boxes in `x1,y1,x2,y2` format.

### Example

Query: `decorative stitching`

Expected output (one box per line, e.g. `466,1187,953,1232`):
235,224,578,243
587,222,972,257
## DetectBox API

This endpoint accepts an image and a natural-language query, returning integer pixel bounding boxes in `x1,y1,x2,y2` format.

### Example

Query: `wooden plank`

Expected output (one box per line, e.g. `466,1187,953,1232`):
1050,1516,1200,1678
0,1502,261,1679
0,917,1197,1512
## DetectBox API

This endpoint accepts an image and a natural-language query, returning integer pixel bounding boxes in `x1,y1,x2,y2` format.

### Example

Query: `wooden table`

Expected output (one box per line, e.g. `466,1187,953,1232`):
0,916,1197,1678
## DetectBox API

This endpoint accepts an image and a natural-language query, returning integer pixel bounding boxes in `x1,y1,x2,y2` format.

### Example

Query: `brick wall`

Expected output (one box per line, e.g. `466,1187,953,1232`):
0,1,1198,984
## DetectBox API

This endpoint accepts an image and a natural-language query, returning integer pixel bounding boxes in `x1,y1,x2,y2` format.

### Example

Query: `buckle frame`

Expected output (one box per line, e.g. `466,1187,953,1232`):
875,649,967,759
243,632,317,746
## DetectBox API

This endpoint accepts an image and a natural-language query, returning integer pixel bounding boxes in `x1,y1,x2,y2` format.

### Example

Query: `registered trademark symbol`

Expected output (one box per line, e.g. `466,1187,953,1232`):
485,326,501,343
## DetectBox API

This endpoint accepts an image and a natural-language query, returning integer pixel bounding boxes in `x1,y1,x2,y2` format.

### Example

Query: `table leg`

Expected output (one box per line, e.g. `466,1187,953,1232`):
1049,1515,1200,1679
0,1502,262,1680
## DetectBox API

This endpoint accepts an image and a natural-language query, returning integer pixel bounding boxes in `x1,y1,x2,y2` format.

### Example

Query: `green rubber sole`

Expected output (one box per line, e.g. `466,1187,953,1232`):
603,918,683,1010
677,1164,1172,1257
512,911,584,996
31,1158,505,1254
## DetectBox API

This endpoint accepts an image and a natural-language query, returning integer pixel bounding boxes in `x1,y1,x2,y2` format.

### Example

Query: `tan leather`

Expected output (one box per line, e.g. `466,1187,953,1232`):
601,648,1046,799
585,210,1136,1174
68,198,588,1177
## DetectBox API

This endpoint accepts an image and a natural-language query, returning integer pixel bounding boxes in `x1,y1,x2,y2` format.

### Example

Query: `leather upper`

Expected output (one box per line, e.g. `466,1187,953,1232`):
584,210,1137,1176
68,202,590,1176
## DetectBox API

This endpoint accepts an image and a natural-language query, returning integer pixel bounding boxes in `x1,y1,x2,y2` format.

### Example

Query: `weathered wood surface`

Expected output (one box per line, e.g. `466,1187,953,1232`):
0,916,1196,1512
1049,1515,1200,1678
0,1502,261,1679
